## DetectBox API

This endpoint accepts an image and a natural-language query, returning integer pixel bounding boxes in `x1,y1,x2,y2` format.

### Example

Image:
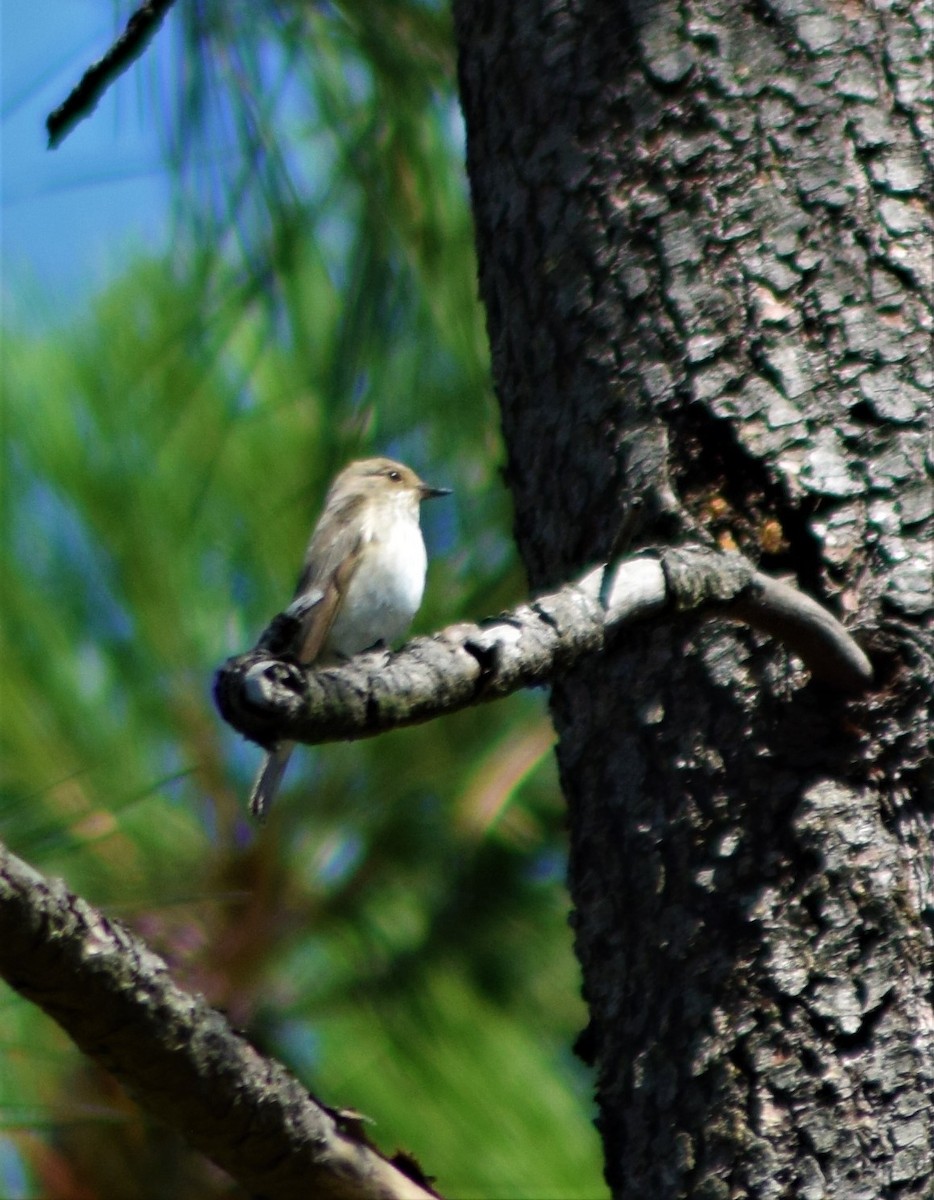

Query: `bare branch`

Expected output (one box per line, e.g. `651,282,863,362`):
0,842,440,1200
46,0,178,149
214,546,873,752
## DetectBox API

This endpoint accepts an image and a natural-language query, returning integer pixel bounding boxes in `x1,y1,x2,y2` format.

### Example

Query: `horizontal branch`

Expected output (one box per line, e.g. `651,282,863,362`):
0,841,439,1200
214,547,873,751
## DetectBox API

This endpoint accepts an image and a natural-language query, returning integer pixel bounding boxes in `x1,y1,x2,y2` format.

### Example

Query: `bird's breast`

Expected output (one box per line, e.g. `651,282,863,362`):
326,516,427,657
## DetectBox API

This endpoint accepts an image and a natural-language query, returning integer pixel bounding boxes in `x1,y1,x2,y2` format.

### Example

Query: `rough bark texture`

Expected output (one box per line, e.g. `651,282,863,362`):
453,1,932,1197
0,843,439,1200
214,548,870,755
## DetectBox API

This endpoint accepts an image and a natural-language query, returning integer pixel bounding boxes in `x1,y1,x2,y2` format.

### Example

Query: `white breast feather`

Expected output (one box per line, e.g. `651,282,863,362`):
327,511,427,657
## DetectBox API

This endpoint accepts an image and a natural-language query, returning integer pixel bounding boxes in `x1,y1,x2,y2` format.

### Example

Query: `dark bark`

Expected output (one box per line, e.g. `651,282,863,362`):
453,1,932,1197
0,843,439,1200
46,0,178,148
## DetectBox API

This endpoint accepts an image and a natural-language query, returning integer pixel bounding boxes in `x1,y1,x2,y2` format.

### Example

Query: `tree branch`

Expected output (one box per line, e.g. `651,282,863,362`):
46,0,178,149
214,546,873,752
0,841,440,1200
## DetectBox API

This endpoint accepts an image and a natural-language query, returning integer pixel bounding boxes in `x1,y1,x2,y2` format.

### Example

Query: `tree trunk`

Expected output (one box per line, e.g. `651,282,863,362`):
453,1,933,1196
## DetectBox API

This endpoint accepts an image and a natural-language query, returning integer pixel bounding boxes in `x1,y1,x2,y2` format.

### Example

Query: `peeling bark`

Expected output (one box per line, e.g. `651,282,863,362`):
453,0,932,1196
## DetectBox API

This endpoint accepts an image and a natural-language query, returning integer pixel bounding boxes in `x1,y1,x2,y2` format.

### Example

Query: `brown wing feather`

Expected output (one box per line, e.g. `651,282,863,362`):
250,488,372,818
293,493,367,665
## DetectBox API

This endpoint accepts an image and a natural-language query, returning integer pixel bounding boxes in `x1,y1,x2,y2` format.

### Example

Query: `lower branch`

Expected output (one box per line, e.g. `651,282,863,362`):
215,546,873,752
0,842,439,1200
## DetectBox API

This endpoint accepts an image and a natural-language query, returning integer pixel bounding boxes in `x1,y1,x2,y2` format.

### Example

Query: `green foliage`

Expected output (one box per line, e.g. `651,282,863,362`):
0,3,606,1197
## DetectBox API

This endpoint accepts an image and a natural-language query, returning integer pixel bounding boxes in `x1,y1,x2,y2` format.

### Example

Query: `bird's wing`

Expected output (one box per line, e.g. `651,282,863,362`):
296,546,363,664
292,494,367,665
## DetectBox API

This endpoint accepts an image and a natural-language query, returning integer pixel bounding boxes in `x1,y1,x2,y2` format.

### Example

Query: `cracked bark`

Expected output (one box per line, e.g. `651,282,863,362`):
0,842,439,1200
453,1,932,1198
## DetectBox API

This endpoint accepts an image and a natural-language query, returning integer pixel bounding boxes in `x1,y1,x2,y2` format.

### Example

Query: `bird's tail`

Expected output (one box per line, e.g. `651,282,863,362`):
249,742,295,821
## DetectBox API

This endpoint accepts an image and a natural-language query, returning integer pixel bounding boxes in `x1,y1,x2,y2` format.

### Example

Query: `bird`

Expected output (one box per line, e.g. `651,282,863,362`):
248,457,450,819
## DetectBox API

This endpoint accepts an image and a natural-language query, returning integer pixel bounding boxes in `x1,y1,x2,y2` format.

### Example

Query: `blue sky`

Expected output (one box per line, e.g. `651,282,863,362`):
1,2,174,324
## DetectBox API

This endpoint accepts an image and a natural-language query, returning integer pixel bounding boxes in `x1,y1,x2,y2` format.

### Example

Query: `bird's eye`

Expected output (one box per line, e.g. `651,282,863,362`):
388,470,402,482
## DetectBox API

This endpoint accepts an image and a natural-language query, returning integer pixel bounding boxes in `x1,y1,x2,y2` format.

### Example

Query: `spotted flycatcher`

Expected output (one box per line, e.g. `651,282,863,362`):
248,457,450,818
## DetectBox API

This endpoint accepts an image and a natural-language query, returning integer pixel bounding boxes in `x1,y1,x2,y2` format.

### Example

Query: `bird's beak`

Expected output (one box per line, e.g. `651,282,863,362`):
419,483,452,500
